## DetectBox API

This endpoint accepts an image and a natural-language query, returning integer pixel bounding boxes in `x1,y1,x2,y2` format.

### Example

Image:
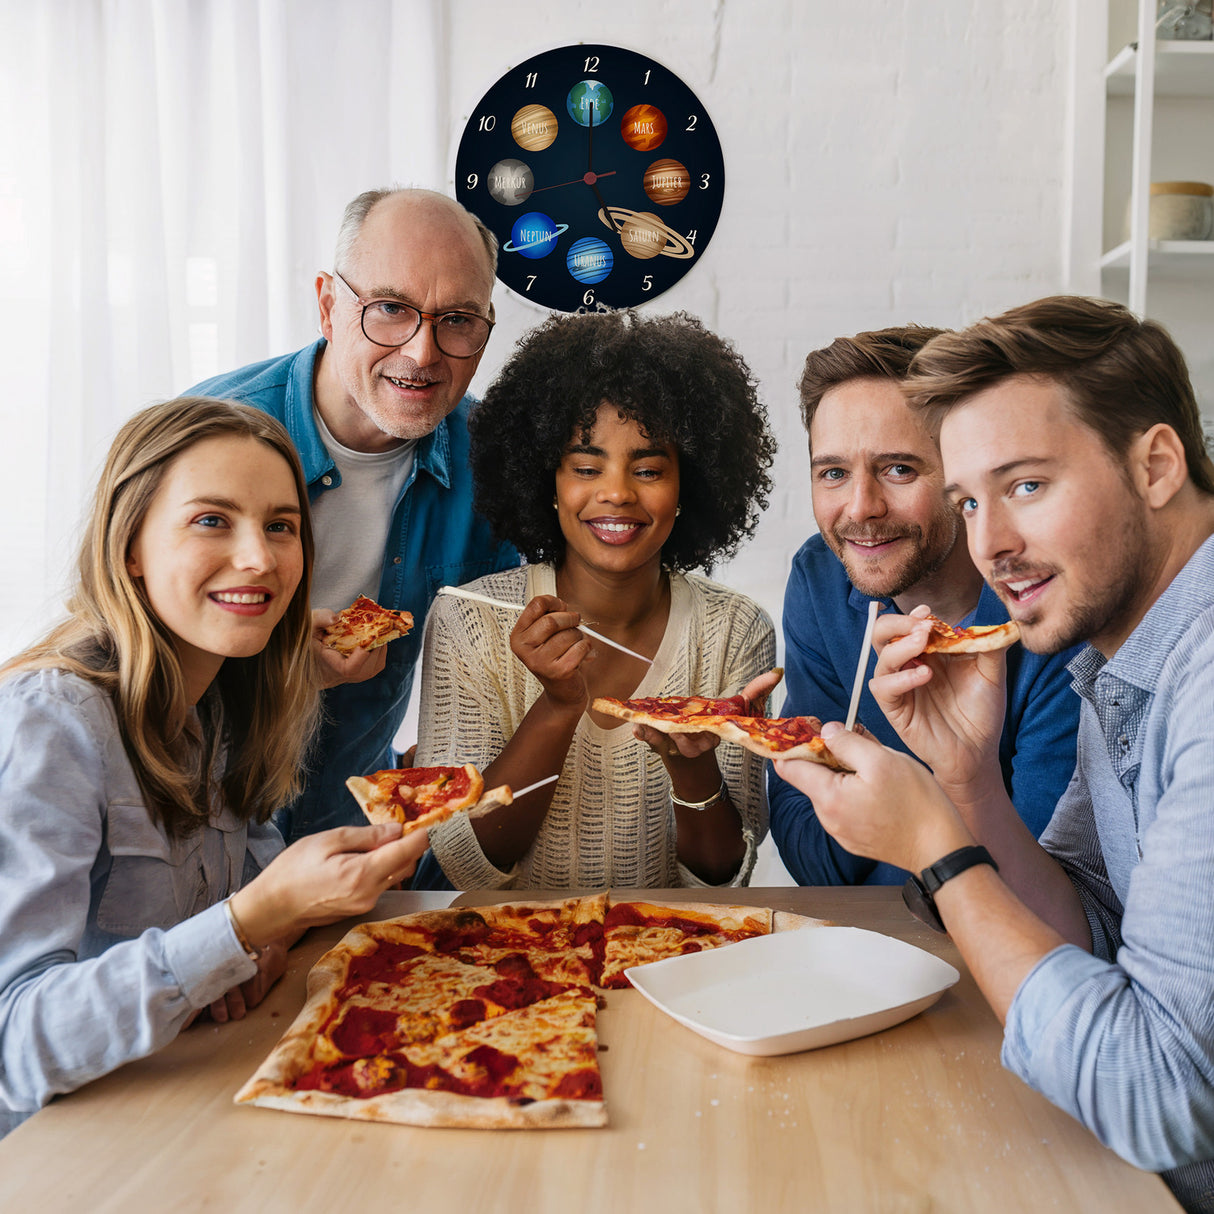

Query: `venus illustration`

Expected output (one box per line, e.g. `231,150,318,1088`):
511,104,558,152
620,104,667,152
487,159,534,206
643,158,690,206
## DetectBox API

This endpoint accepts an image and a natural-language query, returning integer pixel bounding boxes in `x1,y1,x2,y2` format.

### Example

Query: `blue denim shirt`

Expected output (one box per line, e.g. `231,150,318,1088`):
191,341,519,840
0,670,277,1136
1002,535,1214,1211
768,533,1081,884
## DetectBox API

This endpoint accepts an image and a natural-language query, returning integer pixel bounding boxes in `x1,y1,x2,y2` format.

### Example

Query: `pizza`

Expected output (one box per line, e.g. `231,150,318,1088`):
235,894,823,1129
899,613,1021,654
321,595,414,656
592,697,850,771
591,693,751,733
714,715,851,770
346,764,513,834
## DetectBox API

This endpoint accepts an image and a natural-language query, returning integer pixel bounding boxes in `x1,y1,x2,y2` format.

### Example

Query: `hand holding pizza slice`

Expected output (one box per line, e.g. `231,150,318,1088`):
321,595,414,656
346,764,514,836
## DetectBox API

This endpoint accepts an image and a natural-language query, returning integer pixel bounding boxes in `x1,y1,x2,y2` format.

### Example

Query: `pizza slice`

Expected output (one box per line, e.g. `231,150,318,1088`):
421,894,609,988
321,594,414,655
289,988,605,1128
715,715,852,770
897,612,1021,654
598,899,773,989
345,764,513,834
591,694,751,733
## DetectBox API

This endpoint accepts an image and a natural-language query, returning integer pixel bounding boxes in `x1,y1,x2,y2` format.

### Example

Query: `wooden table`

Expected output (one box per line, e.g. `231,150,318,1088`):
0,887,1178,1213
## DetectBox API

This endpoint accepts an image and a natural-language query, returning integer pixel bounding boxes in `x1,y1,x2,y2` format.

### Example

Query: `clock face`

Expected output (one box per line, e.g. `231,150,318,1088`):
455,44,725,313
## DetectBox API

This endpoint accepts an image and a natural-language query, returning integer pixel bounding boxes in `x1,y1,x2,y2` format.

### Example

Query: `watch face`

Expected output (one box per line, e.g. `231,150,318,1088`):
455,44,725,312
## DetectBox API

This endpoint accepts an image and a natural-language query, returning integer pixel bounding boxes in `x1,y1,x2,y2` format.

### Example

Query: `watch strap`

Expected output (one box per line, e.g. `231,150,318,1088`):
920,845,998,895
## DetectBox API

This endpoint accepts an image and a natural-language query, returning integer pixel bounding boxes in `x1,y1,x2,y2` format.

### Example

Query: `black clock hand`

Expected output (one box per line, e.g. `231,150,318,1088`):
593,187,621,235
585,101,621,234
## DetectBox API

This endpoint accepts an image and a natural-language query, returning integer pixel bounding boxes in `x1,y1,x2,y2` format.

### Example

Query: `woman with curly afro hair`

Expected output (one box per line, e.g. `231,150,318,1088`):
414,310,780,891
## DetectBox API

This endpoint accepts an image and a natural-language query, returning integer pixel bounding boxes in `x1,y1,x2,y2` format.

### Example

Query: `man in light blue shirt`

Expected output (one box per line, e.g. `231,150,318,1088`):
192,189,518,843
777,296,1214,1212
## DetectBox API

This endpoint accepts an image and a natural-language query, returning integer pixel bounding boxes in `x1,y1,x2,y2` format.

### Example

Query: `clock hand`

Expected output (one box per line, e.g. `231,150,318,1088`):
530,170,617,194
593,186,622,235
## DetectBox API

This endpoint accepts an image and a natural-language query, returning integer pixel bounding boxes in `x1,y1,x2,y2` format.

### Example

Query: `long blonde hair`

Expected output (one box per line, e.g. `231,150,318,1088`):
4,398,319,836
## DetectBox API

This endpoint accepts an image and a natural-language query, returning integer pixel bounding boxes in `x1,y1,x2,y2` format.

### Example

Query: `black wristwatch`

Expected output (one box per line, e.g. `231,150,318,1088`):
901,845,998,933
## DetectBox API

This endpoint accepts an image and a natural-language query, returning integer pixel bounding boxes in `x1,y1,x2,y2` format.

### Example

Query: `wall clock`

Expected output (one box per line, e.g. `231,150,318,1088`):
455,44,725,313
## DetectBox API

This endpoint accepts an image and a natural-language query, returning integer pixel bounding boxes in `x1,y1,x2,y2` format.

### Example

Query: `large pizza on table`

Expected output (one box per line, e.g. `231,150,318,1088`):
235,893,821,1129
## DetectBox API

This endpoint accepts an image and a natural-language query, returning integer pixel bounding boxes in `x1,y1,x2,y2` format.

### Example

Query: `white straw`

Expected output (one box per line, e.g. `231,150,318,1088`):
509,773,561,799
438,585,653,665
845,600,880,731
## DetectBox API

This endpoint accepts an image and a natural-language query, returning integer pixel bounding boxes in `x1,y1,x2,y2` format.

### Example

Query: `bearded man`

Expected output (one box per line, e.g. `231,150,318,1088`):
768,325,1080,885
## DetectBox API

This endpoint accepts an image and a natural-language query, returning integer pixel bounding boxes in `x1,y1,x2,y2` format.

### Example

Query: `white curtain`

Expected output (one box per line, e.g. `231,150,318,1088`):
0,0,448,657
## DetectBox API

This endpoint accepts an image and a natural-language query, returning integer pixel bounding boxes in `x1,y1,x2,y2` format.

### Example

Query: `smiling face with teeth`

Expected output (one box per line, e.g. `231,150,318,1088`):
810,378,972,609
554,404,680,584
940,375,1162,657
125,435,305,703
314,192,495,452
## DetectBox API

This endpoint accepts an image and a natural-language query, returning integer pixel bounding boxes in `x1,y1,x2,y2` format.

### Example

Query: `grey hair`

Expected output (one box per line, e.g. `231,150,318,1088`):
332,187,498,276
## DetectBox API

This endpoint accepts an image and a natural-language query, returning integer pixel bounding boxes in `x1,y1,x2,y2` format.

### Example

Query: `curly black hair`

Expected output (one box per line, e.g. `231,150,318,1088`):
470,310,776,573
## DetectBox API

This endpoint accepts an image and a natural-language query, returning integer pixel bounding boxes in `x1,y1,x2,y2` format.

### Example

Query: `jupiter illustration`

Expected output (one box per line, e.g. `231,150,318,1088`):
643,158,690,206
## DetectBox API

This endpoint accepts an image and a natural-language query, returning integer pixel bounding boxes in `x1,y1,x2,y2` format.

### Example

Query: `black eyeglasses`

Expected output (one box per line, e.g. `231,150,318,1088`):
331,270,494,359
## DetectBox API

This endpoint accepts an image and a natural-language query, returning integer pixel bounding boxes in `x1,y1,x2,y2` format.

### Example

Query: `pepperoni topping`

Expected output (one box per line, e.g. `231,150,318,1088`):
329,1006,400,1056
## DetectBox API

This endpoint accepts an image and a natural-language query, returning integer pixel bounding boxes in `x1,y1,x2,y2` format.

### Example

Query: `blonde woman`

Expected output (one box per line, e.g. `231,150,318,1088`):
0,398,426,1136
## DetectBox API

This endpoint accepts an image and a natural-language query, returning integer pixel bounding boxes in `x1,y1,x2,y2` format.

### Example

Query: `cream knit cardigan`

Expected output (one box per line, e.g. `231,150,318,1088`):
418,564,775,890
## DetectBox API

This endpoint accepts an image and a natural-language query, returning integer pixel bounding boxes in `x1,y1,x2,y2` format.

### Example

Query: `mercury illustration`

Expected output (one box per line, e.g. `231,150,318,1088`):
643,158,691,206
511,104,558,152
487,159,534,206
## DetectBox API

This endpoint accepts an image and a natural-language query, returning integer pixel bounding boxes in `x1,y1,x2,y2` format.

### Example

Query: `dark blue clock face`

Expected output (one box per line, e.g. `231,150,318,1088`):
455,44,725,312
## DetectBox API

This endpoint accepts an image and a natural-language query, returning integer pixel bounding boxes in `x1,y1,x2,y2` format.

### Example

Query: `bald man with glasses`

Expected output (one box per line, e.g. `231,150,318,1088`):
191,188,518,844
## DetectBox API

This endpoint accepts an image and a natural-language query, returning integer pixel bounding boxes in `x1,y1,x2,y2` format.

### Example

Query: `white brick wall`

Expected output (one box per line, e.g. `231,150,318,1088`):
448,0,1073,636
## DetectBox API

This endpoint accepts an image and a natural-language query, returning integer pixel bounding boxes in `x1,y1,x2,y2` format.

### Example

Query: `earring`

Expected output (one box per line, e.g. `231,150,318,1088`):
553,498,559,510
675,505,682,517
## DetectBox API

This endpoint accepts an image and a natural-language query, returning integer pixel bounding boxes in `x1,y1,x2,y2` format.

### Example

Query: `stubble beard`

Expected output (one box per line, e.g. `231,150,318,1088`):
831,505,960,600
1000,506,1152,656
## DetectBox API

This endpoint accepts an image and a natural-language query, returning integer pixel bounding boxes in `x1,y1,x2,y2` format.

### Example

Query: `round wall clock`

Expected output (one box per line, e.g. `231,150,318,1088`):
455,44,725,312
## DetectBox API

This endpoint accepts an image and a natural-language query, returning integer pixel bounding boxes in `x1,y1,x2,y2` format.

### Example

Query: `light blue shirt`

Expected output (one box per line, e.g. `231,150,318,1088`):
190,341,520,842
1003,534,1214,1211
0,669,281,1136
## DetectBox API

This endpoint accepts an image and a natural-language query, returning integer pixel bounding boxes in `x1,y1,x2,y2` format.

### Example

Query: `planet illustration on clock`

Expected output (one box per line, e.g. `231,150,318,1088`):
455,44,725,312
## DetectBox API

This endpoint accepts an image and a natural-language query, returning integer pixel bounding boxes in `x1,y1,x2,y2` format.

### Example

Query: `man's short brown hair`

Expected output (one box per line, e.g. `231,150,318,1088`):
797,325,946,438
904,295,1214,495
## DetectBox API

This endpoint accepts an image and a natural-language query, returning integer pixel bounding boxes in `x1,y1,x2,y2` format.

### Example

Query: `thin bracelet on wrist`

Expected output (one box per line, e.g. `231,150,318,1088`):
224,897,263,962
670,780,727,811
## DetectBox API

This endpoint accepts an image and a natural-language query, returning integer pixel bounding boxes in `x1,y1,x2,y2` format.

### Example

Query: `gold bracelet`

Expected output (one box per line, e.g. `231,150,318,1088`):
669,780,727,811
224,898,263,962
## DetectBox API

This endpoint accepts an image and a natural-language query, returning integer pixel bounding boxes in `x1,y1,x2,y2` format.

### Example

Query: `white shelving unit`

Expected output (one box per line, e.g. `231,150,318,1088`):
1067,1,1214,413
